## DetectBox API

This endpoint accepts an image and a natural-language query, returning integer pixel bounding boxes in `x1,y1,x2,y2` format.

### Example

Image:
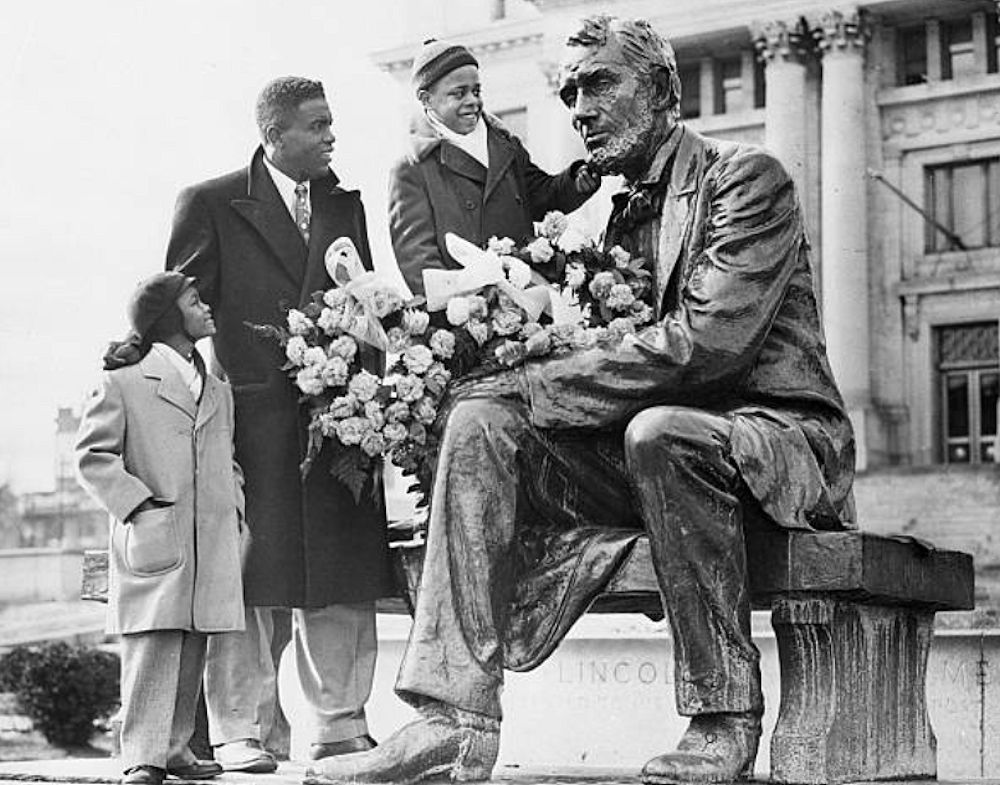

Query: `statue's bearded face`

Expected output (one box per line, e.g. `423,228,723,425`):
558,41,663,177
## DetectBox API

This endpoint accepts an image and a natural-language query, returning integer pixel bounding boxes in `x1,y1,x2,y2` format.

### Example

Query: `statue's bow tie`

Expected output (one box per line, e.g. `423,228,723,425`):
612,184,662,234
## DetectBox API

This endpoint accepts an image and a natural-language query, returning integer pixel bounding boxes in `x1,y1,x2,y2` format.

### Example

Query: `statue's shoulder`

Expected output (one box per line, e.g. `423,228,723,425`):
705,137,791,184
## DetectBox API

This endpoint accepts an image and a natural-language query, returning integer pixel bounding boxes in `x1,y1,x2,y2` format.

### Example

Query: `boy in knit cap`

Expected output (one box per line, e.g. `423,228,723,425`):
389,38,601,296
76,272,248,785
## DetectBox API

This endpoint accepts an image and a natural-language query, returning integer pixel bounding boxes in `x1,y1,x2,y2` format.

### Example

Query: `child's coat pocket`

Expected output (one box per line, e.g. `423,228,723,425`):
120,506,182,575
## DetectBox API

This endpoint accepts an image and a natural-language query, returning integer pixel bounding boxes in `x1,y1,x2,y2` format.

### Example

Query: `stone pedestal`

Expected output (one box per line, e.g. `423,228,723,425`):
770,598,937,784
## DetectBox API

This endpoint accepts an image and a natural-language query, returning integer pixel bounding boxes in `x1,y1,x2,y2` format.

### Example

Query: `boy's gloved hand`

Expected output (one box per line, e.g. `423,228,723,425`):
574,162,601,196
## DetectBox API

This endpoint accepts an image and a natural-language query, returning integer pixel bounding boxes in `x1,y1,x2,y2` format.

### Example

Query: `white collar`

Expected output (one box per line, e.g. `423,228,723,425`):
426,110,489,169
263,154,308,218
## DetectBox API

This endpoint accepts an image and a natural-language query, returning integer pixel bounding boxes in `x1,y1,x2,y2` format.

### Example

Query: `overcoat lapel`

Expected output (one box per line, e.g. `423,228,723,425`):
655,128,704,315
230,148,307,287
483,128,515,204
141,353,197,420
195,377,221,430
301,180,365,305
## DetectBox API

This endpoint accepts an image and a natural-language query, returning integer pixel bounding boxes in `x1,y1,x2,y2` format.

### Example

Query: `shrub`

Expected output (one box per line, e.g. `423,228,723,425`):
0,641,119,748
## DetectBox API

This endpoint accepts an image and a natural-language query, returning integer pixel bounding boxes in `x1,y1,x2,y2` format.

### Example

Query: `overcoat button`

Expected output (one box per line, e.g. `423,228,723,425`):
466,200,475,209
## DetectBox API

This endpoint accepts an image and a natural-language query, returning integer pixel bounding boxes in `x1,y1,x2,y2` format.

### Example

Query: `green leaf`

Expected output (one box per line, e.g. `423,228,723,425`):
328,445,370,505
243,321,287,344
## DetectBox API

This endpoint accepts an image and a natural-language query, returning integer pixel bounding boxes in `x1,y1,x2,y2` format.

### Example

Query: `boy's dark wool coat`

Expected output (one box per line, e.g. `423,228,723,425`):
166,147,393,608
388,113,591,296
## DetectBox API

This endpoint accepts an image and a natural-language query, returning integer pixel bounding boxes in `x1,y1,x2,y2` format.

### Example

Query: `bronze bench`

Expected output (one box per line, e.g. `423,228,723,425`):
83,526,974,785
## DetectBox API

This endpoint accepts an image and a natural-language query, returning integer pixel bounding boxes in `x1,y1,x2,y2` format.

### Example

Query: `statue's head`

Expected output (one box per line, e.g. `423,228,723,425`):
558,16,682,179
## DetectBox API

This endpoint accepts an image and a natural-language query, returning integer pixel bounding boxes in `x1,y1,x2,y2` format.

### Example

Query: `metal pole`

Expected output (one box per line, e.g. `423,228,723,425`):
866,168,967,251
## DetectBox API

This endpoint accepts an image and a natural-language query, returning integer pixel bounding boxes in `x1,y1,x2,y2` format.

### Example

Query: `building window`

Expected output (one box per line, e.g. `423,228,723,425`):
936,322,999,464
715,56,744,114
924,158,1000,252
495,107,527,144
941,17,976,80
898,24,928,85
678,63,701,119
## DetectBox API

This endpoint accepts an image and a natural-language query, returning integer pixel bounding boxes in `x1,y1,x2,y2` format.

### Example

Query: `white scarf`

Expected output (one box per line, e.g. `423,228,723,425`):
426,109,490,169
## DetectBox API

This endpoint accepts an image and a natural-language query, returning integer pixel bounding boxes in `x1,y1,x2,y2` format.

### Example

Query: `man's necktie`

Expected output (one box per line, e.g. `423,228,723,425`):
294,182,311,244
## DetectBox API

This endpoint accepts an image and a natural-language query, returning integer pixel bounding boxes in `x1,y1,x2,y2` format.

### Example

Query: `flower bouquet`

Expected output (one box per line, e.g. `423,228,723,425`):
251,213,657,511
423,210,657,373
248,238,456,505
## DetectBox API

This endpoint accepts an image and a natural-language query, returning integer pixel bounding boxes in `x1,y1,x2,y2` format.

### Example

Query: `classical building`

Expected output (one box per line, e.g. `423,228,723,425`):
18,407,105,549
373,0,1000,613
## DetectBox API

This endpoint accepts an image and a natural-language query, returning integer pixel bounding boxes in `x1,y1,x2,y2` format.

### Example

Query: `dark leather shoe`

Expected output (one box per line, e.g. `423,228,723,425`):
165,760,224,779
122,766,165,785
304,704,499,784
642,712,761,784
308,734,377,761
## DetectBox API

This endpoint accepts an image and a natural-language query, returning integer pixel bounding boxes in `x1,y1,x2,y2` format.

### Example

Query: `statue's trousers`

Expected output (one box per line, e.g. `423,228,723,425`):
394,394,764,719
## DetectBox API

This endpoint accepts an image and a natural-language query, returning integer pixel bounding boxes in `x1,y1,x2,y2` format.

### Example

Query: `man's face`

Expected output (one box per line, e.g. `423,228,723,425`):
177,286,216,342
269,97,336,181
558,41,666,176
420,65,483,135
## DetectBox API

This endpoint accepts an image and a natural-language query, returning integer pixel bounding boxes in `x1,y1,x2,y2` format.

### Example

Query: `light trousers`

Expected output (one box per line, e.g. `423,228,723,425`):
204,602,377,749
119,629,207,771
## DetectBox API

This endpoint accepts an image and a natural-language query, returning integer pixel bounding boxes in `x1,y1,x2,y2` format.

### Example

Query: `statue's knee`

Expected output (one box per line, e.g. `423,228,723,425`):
625,406,703,456
444,397,520,441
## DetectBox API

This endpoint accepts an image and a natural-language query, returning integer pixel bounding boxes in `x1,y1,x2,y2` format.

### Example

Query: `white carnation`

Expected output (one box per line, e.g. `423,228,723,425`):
302,347,327,367
505,257,532,290
487,236,516,255
295,367,325,396
285,336,308,365
287,309,313,336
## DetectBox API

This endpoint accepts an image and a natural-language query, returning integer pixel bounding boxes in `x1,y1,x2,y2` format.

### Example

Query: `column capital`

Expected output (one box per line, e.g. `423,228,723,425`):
813,8,869,54
752,17,814,64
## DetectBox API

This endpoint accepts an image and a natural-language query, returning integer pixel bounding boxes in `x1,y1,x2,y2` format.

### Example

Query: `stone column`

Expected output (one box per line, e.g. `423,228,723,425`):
815,8,871,469
753,18,812,200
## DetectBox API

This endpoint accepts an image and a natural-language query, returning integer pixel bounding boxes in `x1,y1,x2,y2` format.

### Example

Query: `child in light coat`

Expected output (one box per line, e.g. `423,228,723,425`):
76,272,247,785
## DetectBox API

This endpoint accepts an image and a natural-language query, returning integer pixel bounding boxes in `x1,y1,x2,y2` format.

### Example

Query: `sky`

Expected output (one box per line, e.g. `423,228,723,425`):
0,1,422,492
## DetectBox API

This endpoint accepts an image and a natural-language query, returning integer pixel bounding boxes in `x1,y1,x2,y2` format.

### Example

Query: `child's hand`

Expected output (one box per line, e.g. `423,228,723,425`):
574,163,601,196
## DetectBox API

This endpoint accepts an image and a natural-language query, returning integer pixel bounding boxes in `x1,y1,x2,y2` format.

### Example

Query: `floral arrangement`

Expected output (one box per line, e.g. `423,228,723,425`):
252,214,656,507
247,239,454,504
434,210,656,372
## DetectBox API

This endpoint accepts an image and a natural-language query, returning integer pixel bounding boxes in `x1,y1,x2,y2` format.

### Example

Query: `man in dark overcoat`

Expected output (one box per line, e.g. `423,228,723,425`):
308,16,857,785
166,77,393,772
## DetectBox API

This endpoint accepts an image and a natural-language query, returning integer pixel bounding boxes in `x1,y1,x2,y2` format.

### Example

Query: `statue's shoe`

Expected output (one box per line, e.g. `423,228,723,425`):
303,704,499,785
642,712,761,784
